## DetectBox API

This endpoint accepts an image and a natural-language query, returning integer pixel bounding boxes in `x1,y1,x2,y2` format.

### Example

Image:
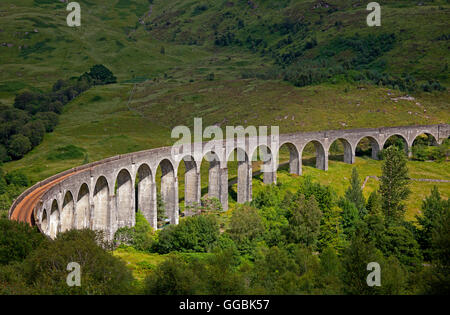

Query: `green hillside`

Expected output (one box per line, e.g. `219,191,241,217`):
0,0,449,183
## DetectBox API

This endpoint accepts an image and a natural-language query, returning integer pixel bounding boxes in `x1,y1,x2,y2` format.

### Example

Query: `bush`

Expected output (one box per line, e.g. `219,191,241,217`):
114,211,155,251
5,170,30,187
7,134,32,159
21,120,45,147
155,215,220,254
0,218,46,265
0,229,134,295
0,145,9,163
85,64,117,85
379,225,423,270
227,205,265,254
34,112,59,132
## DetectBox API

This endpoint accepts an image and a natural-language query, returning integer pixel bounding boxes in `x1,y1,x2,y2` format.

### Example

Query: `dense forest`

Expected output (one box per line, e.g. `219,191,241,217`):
1,146,448,294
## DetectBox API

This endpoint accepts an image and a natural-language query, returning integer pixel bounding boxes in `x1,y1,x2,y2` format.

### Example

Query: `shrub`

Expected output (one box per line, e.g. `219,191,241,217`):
3,229,134,294
34,112,59,132
85,64,117,85
7,134,32,159
0,218,46,265
286,194,322,248
227,205,264,250
5,170,30,187
155,215,220,254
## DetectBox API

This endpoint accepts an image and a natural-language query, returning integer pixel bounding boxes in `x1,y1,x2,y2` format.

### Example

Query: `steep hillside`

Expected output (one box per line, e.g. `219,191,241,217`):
0,0,449,182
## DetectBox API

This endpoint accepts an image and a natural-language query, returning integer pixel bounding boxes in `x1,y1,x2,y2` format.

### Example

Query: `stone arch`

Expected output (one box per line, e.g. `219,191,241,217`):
49,199,59,239
383,134,409,155
61,191,74,232
355,136,381,160
93,176,109,232
75,183,90,229
301,140,327,171
410,132,439,160
277,142,300,175
41,209,48,233
115,169,134,229
136,163,156,228
157,159,178,225
328,138,354,164
177,155,200,212
412,132,438,147
251,144,276,184
200,151,228,212
227,147,251,203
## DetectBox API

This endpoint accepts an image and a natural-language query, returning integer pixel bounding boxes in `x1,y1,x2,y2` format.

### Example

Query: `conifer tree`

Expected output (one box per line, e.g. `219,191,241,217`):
379,146,410,222
345,167,366,217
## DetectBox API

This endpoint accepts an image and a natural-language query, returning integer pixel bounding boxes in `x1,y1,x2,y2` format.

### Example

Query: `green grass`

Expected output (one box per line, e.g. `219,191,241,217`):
0,0,448,222
250,156,449,223
113,247,166,284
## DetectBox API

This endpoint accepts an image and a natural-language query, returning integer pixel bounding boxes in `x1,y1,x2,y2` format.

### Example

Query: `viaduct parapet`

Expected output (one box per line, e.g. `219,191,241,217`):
9,124,450,240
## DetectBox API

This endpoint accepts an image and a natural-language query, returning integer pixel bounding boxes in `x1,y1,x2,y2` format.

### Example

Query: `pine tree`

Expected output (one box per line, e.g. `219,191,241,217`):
366,190,382,215
287,194,322,248
345,167,366,217
416,186,447,260
379,146,410,222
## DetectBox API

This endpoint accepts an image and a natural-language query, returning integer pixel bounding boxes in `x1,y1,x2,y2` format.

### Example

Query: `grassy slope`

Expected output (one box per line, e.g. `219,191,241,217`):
0,0,448,217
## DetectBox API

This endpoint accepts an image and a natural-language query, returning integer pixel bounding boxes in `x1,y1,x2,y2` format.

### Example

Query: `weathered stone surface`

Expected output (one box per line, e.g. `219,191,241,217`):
9,124,449,239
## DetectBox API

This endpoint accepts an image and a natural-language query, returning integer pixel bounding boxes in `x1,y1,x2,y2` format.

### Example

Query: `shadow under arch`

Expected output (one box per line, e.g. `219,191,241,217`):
135,163,156,228
177,155,200,214
75,183,90,229
356,136,381,160
93,176,109,232
328,138,354,164
251,144,276,184
156,159,177,225
61,191,74,233
49,199,59,239
227,147,251,204
41,208,48,234
277,142,300,175
301,140,327,171
115,169,134,229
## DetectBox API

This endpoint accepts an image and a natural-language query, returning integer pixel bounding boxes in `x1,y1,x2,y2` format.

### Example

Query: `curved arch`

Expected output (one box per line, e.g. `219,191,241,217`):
136,164,156,228
328,138,354,164
355,136,381,160
277,142,300,175
115,169,134,229
49,199,59,239
158,159,178,225
412,132,438,147
227,148,251,204
75,183,90,229
41,209,48,233
411,133,439,161
61,191,74,232
199,151,228,212
93,176,109,232
301,140,327,171
178,155,200,212
383,134,409,155
251,145,276,184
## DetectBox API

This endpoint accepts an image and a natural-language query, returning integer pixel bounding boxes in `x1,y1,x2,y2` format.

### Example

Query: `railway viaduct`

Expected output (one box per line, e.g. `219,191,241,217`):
8,124,450,240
